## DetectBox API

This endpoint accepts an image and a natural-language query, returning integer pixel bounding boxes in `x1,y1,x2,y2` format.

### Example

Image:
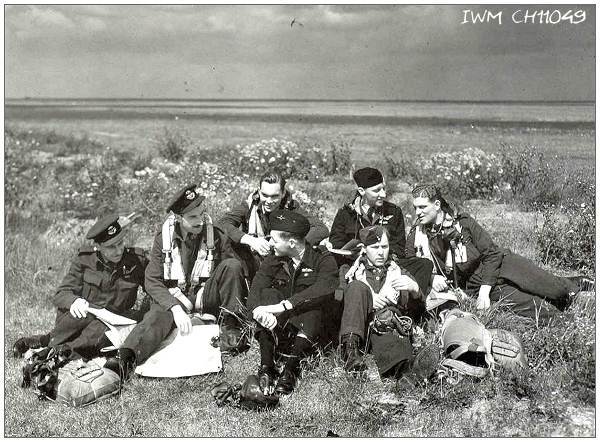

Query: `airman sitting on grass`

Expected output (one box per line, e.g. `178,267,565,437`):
13,213,148,360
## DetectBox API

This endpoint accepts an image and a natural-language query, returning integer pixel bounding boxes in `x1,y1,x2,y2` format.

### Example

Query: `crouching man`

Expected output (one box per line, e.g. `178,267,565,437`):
107,184,248,380
248,210,338,396
13,213,148,360
339,225,427,378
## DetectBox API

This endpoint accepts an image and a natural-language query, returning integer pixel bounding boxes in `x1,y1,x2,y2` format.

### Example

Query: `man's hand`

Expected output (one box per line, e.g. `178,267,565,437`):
373,292,392,310
432,275,448,292
253,306,277,330
476,285,492,310
70,298,89,319
171,305,192,335
242,235,271,256
389,275,419,294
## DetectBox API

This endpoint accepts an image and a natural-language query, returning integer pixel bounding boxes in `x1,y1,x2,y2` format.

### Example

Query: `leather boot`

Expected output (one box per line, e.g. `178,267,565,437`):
275,365,297,396
220,314,249,355
257,364,279,395
104,348,136,382
341,333,366,372
12,334,51,358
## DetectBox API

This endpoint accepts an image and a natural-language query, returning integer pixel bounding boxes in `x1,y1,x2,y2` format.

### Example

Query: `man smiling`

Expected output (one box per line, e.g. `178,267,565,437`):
219,171,329,282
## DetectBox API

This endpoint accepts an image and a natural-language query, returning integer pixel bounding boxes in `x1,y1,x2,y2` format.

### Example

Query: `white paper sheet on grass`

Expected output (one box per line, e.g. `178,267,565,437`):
135,324,222,378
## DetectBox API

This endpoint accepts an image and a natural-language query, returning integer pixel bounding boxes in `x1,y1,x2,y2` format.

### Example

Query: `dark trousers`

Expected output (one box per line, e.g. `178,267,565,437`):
254,288,327,340
339,280,413,376
122,258,246,363
396,256,434,297
468,253,578,323
48,311,111,359
339,280,373,341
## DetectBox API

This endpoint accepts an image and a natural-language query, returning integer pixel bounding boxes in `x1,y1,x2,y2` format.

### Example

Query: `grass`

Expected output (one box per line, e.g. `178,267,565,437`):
3,124,596,437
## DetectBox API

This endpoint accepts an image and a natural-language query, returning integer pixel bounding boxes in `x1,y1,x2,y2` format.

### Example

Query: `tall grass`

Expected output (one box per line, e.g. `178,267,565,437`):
4,125,596,437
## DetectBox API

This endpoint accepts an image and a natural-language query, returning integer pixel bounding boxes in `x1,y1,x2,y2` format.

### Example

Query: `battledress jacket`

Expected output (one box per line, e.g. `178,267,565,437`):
52,246,148,316
247,245,339,314
144,223,237,311
218,190,329,278
329,196,407,263
405,212,505,290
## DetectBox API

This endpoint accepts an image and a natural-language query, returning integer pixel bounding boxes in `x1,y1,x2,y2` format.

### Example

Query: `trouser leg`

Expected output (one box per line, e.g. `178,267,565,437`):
48,311,95,348
256,328,276,368
66,320,111,359
339,280,373,341
490,283,560,325
121,304,175,364
202,258,248,317
283,335,314,373
396,257,434,296
500,253,577,301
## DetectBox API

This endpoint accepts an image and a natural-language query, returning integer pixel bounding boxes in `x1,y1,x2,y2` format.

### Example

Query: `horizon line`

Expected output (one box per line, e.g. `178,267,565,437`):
4,97,595,104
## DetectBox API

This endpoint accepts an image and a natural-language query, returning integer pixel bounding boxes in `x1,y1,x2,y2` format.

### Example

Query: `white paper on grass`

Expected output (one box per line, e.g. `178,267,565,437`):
135,324,222,378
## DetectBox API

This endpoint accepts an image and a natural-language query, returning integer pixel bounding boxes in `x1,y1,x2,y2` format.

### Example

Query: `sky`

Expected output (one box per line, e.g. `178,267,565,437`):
4,4,596,100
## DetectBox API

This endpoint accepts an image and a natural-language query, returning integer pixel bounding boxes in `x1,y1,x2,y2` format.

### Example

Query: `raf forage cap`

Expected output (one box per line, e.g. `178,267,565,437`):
86,213,126,245
358,225,387,246
167,184,206,215
353,167,384,189
269,209,311,237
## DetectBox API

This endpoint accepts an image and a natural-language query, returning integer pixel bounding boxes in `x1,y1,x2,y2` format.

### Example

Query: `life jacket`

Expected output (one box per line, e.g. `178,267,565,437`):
344,255,410,307
162,213,215,312
413,213,468,275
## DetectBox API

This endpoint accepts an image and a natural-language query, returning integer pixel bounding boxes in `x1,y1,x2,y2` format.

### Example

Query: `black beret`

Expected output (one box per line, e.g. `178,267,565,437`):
269,209,310,237
358,225,388,246
86,213,125,245
353,167,384,189
167,184,206,215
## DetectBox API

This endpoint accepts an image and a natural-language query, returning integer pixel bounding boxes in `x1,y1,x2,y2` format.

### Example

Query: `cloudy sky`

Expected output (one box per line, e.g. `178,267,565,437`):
5,4,595,100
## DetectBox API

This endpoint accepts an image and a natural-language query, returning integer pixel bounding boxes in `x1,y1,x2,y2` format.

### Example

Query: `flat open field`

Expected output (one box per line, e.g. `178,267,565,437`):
4,101,595,437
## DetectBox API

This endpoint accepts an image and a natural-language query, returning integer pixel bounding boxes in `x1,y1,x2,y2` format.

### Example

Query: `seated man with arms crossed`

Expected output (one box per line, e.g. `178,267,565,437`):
248,210,338,396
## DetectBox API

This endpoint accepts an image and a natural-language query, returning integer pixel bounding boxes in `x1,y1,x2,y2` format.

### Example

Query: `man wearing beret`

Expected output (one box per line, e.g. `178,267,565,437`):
247,209,339,396
338,225,424,376
110,184,248,380
329,167,433,296
13,214,148,360
218,171,329,282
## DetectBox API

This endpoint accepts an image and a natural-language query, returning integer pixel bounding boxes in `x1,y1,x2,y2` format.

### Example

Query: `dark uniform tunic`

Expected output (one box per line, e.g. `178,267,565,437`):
122,223,247,363
405,212,579,323
49,246,148,358
247,245,339,342
329,195,433,296
218,190,329,280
